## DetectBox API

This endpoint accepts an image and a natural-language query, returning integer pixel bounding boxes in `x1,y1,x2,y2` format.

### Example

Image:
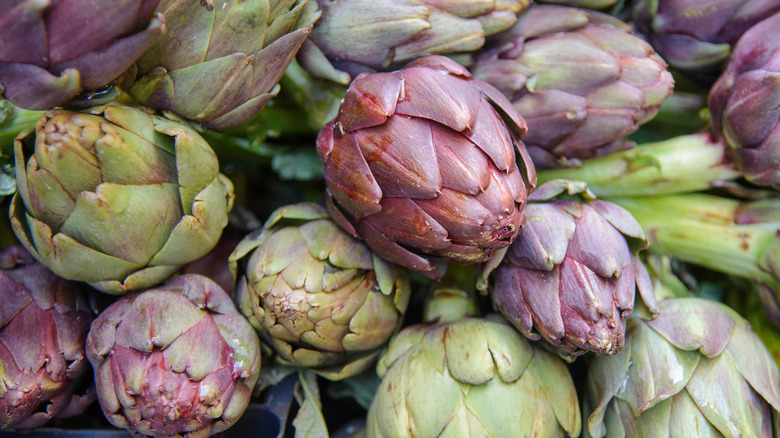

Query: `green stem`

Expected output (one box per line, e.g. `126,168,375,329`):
609,194,780,295
0,103,44,156
537,133,741,197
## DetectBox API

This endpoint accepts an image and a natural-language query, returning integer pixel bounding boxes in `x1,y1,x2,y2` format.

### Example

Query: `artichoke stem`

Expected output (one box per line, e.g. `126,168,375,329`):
609,194,780,297
0,103,44,156
537,133,741,197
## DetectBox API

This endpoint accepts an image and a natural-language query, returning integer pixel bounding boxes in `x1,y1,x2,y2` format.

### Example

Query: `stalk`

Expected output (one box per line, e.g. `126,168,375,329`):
0,102,44,155
610,193,780,321
537,133,741,197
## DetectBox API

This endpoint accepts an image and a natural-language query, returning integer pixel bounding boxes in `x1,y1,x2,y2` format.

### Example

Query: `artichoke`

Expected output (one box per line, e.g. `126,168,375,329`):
586,297,780,437
709,11,780,191
297,0,530,84
365,288,581,438
229,203,411,380
86,274,261,438
125,0,320,131
10,104,234,295
317,55,537,273
0,246,94,429
0,0,164,111
632,0,780,76
471,4,674,167
486,180,657,356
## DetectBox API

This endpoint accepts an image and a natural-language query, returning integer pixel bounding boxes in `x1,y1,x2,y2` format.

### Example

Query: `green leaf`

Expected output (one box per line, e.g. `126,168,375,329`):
293,370,330,438
326,368,381,410
271,148,325,181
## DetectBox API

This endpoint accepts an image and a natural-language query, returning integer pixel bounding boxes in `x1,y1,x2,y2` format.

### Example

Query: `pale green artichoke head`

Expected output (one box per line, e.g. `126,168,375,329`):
229,202,411,380
366,311,581,437
10,104,234,295
586,298,780,437
126,0,320,131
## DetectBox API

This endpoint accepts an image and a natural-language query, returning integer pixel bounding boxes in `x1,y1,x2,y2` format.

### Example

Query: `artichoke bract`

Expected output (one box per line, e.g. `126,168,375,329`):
709,11,780,191
485,180,657,356
0,0,164,111
10,105,234,295
229,203,411,380
298,0,530,84
632,0,780,77
471,5,674,168
365,289,581,438
0,246,94,429
125,0,319,131
86,274,261,438
317,55,537,273
586,298,780,437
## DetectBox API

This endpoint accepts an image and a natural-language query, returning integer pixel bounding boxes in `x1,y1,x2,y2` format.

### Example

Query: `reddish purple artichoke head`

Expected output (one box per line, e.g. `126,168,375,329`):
0,246,94,430
0,0,164,110
86,274,261,438
317,55,537,273
709,11,780,191
489,180,657,356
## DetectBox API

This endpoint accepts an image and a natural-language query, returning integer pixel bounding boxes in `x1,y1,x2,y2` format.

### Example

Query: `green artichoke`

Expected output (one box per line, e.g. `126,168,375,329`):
229,203,411,380
487,180,657,356
709,11,780,191
471,4,674,167
86,274,261,438
586,297,780,437
365,289,581,437
317,55,536,273
125,0,320,131
10,104,234,295
0,0,164,111
0,246,94,429
298,0,530,84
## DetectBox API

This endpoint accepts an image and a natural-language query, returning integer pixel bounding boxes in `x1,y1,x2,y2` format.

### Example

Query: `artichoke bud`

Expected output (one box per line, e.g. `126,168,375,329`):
299,0,531,84
317,55,537,274
586,297,780,438
471,4,674,168
126,0,321,131
86,274,262,438
487,179,657,357
632,0,780,77
0,246,95,430
0,0,165,111
709,11,780,191
10,104,234,295
229,202,411,380
366,309,581,437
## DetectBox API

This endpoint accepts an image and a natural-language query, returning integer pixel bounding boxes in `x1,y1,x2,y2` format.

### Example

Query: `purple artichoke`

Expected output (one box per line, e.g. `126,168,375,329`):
86,274,261,437
0,0,164,111
298,0,530,84
471,4,674,167
709,11,780,191
632,0,780,76
317,55,537,273
0,246,94,429
487,180,657,356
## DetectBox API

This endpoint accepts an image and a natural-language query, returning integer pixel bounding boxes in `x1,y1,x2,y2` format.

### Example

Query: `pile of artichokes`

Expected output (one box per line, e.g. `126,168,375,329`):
1,0,779,437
